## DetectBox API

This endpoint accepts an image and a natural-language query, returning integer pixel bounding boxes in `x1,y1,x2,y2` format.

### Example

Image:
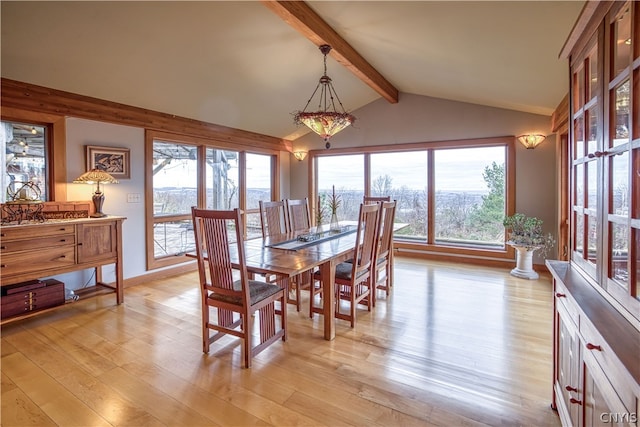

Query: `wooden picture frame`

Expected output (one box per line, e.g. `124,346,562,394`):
86,145,130,179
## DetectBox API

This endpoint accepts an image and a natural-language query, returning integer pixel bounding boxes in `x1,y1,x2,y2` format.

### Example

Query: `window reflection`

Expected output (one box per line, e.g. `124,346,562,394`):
613,80,630,147
1,121,48,202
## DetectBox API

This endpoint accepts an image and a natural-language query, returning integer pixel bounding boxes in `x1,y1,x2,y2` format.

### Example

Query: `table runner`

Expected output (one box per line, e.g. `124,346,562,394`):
266,225,357,250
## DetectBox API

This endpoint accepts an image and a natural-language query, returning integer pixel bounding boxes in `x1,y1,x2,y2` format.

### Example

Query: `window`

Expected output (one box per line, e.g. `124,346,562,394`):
151,140,198,261
1,121,49,202
434,146,506,249
317,154,364,222
245,153,273,239
146,131,278,269
370,151,427,239
312,137,513,259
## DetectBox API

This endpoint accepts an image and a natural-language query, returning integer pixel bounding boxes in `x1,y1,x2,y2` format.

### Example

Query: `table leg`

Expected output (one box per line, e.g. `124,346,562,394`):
320,260,336,340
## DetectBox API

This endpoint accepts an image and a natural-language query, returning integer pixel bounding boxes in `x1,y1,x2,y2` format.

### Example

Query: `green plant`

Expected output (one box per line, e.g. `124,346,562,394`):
503,213,555,255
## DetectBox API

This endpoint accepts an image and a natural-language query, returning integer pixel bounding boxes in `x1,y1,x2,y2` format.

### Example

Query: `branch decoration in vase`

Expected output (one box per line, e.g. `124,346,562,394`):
503,213,555,280
328,185,341,233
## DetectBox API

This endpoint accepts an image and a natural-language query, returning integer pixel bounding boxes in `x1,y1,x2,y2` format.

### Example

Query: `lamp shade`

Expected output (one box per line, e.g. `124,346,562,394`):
73,169,119,185
517,134,546,149
293,45,355,149
73,169,118,217
293,151,308,161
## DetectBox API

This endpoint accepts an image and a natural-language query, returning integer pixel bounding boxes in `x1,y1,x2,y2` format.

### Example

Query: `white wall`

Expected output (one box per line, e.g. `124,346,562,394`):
55,118,147,290
289,92,557,263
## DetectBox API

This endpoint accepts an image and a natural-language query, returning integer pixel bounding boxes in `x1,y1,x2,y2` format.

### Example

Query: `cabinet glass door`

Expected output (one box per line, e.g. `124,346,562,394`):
604,3,640,316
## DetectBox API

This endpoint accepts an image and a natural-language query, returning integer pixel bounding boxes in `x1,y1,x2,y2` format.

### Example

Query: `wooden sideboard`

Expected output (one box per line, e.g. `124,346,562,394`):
0,216,125,321
547,261,639,426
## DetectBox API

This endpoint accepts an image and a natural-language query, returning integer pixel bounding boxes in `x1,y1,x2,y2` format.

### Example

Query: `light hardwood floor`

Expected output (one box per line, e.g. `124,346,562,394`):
1,257,561,426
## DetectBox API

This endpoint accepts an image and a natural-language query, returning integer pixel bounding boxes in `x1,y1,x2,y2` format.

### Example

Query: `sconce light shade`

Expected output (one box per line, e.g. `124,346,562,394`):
517,134,547,149
293,151,308,161
73,169,119,217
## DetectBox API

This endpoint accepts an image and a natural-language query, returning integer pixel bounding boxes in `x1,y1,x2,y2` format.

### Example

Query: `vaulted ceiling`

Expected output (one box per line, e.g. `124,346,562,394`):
1,1,584,141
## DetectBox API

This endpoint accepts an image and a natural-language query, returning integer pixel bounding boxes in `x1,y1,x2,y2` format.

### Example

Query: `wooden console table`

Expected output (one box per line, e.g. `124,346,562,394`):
0,216,125,322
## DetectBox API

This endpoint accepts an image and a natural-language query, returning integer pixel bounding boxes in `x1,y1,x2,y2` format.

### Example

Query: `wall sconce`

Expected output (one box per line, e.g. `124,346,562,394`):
293,151,308,161
73,169,119,217
517,134,547,149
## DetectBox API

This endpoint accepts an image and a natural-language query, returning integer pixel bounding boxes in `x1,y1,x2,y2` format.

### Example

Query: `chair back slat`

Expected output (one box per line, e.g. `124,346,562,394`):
286,198,311,232
377,200,397,261
259,200,289,237
352,203,381,277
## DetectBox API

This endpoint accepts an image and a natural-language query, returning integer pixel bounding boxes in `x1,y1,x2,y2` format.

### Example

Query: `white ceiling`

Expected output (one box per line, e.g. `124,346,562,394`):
1,1,585,141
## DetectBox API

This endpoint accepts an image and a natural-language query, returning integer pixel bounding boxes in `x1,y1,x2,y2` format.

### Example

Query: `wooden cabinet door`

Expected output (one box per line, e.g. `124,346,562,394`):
557,306,582,427
76,221,117,263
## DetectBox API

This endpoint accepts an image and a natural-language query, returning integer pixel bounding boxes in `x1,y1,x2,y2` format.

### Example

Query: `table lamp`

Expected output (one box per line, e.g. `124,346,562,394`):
73,169,119,217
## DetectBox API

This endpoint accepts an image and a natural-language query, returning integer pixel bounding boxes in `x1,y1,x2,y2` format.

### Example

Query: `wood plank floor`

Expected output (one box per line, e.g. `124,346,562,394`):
1,257,561,426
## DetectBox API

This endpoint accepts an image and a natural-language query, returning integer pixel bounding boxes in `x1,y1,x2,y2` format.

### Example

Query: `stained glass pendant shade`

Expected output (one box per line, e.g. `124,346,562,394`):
294,44,355,149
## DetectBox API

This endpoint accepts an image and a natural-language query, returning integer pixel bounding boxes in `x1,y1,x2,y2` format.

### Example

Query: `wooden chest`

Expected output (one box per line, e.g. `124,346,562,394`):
1,279,65,319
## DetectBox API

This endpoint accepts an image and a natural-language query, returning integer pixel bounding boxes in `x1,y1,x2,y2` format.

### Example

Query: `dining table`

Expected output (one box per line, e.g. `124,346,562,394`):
243,224,359,341
189,221,406,341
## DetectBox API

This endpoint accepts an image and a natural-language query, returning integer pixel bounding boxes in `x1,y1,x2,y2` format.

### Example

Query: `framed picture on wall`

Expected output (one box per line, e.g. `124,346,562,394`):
86,145,130,179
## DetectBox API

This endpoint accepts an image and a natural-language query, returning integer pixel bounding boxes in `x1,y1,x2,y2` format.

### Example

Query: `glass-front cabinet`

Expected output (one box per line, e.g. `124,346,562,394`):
569,1,639,321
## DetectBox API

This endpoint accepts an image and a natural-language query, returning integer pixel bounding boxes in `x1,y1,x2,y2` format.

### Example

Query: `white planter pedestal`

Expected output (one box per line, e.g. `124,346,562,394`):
509,244,539,280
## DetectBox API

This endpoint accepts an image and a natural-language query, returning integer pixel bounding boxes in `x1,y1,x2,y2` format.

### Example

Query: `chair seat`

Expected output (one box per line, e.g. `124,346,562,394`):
313,262,367,282
209,280,282,305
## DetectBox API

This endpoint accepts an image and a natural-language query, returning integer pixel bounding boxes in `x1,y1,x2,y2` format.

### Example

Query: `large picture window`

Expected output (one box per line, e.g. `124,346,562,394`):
311,137,513,259
146,131,277,269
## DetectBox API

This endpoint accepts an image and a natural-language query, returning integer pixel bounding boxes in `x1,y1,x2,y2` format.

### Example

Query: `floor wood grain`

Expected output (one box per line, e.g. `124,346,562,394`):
1,257,561,426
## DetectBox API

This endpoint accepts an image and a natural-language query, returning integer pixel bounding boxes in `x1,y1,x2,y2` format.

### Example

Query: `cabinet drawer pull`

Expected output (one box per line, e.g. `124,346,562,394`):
60,239,67,242
586,343,602,351
0,246,5,249
77,242,83,246
565,385,578,392
569,398,582,405
0,233,5,237
59,255,66,259
556,292,566,298
1,264,6,268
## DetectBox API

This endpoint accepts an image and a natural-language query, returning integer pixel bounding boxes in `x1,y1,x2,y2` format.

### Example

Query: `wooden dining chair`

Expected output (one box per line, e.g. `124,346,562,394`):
284,198,313,311
285,198,311,232
372,200,397,305
259,200,289,238
363,195,391,204
311,202,381,327
191,207,287,368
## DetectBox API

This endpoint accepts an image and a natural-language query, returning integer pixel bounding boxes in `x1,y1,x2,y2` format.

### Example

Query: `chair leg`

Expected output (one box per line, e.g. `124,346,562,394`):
243,312,252,368
202,303,210,353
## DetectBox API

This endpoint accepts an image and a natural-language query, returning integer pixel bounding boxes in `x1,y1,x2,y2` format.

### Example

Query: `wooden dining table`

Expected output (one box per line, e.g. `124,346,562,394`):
243,225,359,341
189,222,406,341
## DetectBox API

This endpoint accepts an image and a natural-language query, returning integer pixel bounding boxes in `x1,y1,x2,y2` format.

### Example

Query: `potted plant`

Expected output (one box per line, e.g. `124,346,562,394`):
503,213,554,279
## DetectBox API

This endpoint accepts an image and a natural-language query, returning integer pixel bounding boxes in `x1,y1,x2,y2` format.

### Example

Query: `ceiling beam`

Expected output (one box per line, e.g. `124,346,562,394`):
261,0,399,104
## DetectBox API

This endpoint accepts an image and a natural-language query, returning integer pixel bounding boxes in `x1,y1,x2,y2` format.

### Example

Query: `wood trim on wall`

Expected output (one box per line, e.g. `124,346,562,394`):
551,93,569,133
1,78,290,151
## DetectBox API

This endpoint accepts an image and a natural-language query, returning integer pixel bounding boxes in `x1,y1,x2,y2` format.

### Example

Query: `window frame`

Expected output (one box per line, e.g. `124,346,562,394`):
145,130,279,270
308,136,516,261
1,107,67,202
